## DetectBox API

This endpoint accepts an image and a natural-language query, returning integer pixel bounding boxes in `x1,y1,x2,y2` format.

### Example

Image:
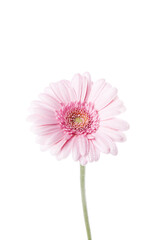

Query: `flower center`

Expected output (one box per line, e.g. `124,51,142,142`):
75,117,83,123
66,108,90,131
56,102,100,135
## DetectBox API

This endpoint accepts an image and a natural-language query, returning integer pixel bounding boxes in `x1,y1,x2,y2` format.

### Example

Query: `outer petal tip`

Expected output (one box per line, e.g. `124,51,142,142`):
83,72,91,79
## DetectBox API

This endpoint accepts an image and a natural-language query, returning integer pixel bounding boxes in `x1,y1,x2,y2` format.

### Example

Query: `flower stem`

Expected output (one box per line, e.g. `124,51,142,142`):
80,165,92,240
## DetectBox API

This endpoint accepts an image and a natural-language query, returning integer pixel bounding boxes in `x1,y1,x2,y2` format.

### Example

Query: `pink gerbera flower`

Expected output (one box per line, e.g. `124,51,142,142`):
28,72,129,165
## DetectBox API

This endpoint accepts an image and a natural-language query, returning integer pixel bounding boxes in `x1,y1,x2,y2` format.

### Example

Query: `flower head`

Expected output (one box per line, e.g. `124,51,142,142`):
28,73,129,165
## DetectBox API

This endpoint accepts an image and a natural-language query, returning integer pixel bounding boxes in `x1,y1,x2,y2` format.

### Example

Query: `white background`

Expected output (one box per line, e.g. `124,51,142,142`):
0,0,160,239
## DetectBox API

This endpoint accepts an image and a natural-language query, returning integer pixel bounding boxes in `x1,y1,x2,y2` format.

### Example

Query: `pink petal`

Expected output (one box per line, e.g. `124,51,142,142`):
71,74,82,102
79,157,88,166
72,136,81,161
46,130,64,144
80,76,88,102
94,84,118,111
31,124,59,135
99,126,126,142
57,80,71,104
31,118,58,125
88,78,106,103
83,72,91,80
44,130,65,145
99,97,126,119
100,118,129,131
29,101,56,116
82,72,92,102
61,80,77,102
87,134,95,140
50,137,70,155
56,137,74,160
50,82,68,104
36,130,70,152
71,73,92,102
86,140,100,162
44,86,62,103
50,80,72,104
28,111,58,125
94,129,118,155
77,135,88,156
94,131,110,154
72,135,89,162
79,138,100,165
104,136,118,155
38,93,61,110
30,100,53,112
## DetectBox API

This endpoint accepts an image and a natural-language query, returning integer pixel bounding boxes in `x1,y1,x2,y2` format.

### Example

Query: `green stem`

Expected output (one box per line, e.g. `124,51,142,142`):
80,165,92,240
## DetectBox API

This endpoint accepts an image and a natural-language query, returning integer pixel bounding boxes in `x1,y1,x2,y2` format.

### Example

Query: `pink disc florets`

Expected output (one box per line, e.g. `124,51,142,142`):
56,101,100,135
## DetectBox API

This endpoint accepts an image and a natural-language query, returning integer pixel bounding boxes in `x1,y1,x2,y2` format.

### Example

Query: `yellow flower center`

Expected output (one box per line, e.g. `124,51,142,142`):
74,117,83,123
